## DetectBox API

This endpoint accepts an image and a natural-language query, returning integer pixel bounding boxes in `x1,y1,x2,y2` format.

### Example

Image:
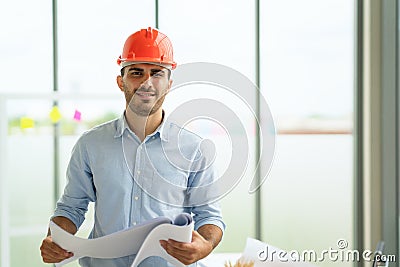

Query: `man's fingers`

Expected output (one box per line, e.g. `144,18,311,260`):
159,230,214,265
163,238,192,250
40,236,73,263
163,231,204,252
159,239,196,264
41,249,72,262
45,237,72,257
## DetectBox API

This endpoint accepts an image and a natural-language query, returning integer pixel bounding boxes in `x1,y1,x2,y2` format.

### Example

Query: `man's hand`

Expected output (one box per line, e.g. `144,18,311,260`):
159,230,212,265
159,224,223,265
40,216,77,263
40,236,74,263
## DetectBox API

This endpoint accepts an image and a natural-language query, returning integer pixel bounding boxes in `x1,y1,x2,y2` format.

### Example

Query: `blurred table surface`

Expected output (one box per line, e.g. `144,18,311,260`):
199,253,242,267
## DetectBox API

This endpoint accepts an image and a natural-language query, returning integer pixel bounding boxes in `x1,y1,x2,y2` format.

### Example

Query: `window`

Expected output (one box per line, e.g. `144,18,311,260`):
0,0,52,93
260,1,354,267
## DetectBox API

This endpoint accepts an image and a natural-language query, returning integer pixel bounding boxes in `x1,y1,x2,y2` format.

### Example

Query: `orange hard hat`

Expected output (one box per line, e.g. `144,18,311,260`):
117,27,177,70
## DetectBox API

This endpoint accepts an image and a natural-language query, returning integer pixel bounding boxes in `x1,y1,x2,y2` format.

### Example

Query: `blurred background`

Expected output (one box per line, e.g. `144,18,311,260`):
0,0,398,267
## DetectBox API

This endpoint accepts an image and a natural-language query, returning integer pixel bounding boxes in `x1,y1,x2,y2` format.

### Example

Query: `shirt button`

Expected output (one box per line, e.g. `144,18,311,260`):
133,222,137,226
134,196,139,200
152,136,155,139
137,170,141,175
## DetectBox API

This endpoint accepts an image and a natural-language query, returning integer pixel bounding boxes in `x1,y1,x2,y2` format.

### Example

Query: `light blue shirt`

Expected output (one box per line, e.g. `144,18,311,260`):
53,112,225,267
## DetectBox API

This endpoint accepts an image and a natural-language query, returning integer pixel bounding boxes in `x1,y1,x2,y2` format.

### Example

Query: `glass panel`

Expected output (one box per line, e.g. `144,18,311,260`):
57,0,155,94
158,0,256,83
0,0,52,93
159,0,257,252
5,97,122,267
10,235,48,267
261,0,354,122
260,1,354,267
8,100,54,227
5,98,54,266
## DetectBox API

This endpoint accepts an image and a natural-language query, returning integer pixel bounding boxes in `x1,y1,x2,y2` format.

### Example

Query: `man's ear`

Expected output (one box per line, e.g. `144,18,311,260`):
116,75,124,92
167,79,173,93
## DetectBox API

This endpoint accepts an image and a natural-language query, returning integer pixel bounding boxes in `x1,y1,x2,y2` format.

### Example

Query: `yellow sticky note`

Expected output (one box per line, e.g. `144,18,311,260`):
20,117,34,129
50,106,62,123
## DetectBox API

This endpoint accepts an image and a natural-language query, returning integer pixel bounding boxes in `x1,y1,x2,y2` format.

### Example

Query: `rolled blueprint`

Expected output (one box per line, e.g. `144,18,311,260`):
50,213,193,267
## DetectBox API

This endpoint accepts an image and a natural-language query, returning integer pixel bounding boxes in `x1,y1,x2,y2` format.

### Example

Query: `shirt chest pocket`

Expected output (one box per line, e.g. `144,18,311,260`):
147,170,188,211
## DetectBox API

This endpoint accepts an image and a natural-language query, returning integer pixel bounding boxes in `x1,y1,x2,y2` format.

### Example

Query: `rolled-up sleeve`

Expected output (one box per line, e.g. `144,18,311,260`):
52,135,96,230
191,201,225,233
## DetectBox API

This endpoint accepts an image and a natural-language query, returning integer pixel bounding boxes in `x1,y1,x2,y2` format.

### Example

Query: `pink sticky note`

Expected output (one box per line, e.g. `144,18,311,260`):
73,110,81,121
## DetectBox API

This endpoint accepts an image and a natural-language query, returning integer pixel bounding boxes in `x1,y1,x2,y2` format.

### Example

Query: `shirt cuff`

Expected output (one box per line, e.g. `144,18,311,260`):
51,211,82,232
194,218,226,234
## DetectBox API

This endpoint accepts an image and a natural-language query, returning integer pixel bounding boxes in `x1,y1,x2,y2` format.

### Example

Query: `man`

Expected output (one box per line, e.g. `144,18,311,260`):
40,27,225,266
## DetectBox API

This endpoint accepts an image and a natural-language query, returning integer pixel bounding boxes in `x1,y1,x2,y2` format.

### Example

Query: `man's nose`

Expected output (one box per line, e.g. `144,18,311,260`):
140,73,153,88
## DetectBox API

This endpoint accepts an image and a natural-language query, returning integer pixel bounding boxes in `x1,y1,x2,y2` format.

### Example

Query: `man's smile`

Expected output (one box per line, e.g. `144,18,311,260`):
135,90,157,99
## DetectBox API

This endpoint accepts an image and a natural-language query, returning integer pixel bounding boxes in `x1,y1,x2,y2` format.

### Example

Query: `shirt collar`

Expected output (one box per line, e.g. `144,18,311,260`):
114,111,169,142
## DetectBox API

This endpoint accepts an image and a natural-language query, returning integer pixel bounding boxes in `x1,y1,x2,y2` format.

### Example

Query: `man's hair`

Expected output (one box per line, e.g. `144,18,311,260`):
120,67,171,80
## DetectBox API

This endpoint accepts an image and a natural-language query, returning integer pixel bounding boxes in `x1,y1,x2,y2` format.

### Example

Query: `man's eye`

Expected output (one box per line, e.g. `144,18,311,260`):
129,72,142,76
152,72,164,77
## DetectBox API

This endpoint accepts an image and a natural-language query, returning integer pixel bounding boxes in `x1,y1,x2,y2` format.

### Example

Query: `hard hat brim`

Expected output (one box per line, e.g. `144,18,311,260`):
121,61,174,70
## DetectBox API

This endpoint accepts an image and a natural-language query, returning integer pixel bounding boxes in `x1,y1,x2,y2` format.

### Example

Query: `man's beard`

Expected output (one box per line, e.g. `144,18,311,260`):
124,84,167,117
